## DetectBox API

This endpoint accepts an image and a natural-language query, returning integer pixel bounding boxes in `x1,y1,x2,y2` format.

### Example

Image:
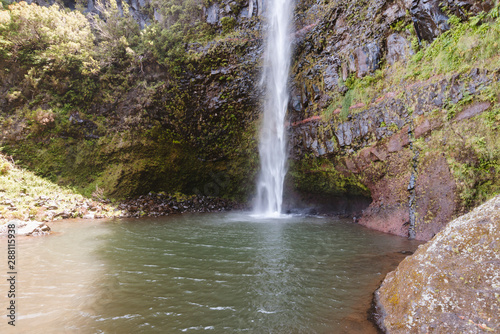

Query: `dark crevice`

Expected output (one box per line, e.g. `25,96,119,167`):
407,119,419,240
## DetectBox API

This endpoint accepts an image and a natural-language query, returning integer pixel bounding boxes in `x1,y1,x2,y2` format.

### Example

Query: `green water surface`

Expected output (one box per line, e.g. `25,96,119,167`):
2,213,420,333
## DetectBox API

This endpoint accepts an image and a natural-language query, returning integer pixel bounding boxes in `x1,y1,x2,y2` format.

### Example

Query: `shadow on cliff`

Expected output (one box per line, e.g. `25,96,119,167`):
282,174,372,218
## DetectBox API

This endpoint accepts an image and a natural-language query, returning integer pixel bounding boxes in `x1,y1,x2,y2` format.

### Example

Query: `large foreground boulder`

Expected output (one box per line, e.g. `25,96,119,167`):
375,195,500,333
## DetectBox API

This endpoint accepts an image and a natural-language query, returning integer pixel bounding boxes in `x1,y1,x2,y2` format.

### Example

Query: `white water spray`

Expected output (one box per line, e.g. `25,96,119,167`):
254,0,293,217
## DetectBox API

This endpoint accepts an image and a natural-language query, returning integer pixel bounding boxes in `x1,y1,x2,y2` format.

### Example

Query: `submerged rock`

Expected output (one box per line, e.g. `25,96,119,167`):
374,195,500,333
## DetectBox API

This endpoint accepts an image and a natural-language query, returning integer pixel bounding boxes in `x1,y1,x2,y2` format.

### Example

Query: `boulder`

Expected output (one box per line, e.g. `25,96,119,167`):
83,212,95,219
375,195,500,333
323,63,340,91
387,126,410,152
387,33,412,65
454,101,491,122
354,43,381,78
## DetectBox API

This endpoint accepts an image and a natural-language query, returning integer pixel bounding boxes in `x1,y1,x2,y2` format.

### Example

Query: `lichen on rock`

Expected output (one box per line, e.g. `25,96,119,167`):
374,195,500,333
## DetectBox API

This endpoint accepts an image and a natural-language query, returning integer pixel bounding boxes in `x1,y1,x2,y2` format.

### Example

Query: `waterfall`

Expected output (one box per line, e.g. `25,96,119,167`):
254,0,293,217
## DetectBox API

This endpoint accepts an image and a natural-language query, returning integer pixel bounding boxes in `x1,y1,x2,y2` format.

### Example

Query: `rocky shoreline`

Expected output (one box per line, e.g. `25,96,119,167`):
0,152,244,225
0,220,51,236
118,193,247,218
0,192,247,236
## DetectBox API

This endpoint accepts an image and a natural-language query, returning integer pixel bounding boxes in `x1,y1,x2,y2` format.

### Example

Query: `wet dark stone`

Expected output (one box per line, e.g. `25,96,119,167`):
410,0,449,43
355,43,381,77
119,193,245,218
291,91,303,112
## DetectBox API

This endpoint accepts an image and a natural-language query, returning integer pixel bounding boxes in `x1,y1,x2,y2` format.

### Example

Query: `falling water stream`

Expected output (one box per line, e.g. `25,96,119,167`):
254,0,293,216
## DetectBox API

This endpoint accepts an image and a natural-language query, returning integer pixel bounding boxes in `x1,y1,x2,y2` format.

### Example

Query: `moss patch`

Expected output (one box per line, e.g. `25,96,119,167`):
289,156,370,197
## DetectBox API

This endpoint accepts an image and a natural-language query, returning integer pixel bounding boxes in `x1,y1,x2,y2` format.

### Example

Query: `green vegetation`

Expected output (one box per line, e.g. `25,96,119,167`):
221,16,236,34
0,153,120,221
340,89,353,119
418,112,500,210
324,6,500,121
0,2,99,107
0,1,260,202
324,69,387,120
0,2,96,71
406,12,500,80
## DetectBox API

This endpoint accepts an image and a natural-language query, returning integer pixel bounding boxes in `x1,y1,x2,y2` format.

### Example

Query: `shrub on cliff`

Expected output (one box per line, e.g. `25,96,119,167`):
90,0,140,67
151,0,203,30
138,23,186,70
136,0,214,67
0,1,98,74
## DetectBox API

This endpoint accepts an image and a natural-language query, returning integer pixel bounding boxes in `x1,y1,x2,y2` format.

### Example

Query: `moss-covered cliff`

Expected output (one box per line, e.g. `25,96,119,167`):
0,0,263,201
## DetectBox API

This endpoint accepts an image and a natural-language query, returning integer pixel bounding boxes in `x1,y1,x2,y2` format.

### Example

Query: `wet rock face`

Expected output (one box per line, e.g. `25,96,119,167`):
288,0,492,117
25,0,153,28
203,0,267,24
443,0,495,19
410,0,449,43
375,195,500,333
289,68,495,240
409,0,495,43
25,0,76,10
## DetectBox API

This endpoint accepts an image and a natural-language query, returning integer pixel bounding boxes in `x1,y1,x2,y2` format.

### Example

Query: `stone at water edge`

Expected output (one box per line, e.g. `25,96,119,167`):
374,195,500,333
82,212,95,219
0,220,51,236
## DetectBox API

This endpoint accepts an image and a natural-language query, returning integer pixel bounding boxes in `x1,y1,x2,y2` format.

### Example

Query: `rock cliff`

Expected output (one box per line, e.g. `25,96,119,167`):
286,0,499,240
